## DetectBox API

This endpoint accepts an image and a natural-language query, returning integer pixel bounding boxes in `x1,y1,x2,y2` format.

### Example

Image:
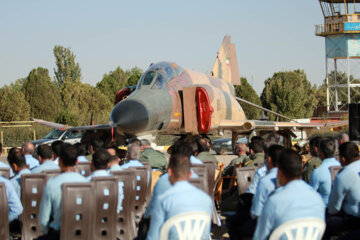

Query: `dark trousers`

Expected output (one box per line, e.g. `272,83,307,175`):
324,212,360,240
35,228,60,240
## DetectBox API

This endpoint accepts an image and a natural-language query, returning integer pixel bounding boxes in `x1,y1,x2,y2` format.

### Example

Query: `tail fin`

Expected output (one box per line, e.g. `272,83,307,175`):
211,35,240,85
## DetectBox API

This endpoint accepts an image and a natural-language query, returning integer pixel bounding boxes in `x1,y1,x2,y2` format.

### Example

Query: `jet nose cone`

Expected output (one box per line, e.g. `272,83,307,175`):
110,100,149,133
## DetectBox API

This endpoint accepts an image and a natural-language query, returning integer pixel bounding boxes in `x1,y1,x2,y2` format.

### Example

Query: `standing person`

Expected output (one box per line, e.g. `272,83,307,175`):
139,139,167,172
8,149,30,197
253,149,325,240
146,153,212,240
326,142,360,238
31,145,59,173
37,144,87,240
21,142,39,169
309,137,340,205
223,142,248,176
303,136,322,183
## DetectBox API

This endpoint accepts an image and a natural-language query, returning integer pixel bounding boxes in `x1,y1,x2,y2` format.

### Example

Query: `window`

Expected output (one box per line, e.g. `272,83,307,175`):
142,71,155,85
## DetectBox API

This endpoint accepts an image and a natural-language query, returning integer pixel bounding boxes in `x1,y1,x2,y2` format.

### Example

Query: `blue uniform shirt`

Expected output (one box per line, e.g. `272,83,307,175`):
328,160,360,217
10,168,31,198
250,167,278,219
108,164,122,172
31,160,59,174
0,176,23,222
87,169,124,213
309,157,340,205
77,156,89,162
146,180,212,240
38,172,88,233
24,154,39,169
253,180,325,240
190,155,203,164
246,166,267,194
0,161,14,177
120,159,144,169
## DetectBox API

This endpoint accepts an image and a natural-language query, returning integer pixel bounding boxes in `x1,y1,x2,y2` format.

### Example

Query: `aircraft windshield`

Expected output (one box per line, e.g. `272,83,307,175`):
44,129,63,139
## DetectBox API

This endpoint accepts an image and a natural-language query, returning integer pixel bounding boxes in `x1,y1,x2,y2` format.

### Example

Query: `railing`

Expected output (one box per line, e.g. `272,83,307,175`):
315,23,345,35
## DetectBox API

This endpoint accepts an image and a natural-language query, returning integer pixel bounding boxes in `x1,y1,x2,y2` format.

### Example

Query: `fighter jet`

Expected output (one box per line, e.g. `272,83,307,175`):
33,36,346,146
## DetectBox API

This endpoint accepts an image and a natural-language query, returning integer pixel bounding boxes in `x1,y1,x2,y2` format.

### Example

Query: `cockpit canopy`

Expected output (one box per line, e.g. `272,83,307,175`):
136,62,183,90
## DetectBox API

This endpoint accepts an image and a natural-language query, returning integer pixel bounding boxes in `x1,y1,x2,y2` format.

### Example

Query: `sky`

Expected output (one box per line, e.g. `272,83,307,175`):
0,0,325,94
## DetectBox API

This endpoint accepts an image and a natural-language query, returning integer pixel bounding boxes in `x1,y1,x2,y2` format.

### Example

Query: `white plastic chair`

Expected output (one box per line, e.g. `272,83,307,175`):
269,218,326,240
159,211,211,240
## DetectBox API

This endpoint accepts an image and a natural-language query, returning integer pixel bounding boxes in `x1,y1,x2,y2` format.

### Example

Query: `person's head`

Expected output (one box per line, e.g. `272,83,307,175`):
265,144,284,169
92,148,111,170
22,142,34,155
337,133,349,147
90,138,104,153
126,143,141,161
234,142,247,156
249,136,265,154
129,138,142,147
196,136,210,153
140,139,151,150
319,137,336,160
7,150,27,173
74,142,87,156
309,136,322,157
59,144,78,169
277,149,302,186
168,139,193,158
266,132,281,145
339,142,360,166
51,140,64,158
36,145,53,164
168,153,191,184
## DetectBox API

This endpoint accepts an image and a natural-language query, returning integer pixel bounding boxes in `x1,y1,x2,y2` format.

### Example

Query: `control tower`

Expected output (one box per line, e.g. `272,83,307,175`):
316,0,360,113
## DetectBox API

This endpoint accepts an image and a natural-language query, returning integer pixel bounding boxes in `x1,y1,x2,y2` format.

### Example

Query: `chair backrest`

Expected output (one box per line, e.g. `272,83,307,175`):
269,218,326,240
20,173,47,240
76,162,92,177
142,162,152,203
110,169,136,240
329,166,343,183
133,167,149,223
60,183,94,240
235,167,257,195
91,176,118,240
202,160,215,197
159,211,211,240
0,167,10,179
191,164,209,194
43,169,61,181
0,183,9,240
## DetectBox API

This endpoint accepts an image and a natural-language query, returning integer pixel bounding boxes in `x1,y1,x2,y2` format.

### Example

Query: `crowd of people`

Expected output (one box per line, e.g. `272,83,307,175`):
0,132,359,239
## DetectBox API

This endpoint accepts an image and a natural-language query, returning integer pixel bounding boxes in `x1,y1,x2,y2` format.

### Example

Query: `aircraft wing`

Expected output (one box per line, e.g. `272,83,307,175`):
32,118,113,131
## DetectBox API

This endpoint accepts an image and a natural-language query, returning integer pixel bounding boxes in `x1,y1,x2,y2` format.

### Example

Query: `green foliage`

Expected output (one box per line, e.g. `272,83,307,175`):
0,86,30,121
260,70,317,120
96,66,143,103
234,77,262,119
316,84,327,107
22,67,62,121
53,45,81,86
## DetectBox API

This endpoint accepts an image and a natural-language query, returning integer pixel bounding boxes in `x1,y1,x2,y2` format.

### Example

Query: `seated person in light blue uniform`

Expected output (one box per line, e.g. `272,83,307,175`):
21,142,39,169
146,153,212,240
38,144,88,240
325,141,360,238
8,149,31,198
107,147,122,171
0,175,23,224
246,165,267,194
0,142,14,177
74,142,89,163
251,144,284,219
51,140,64,166
309,137,340,205
31,145,59,174
87,148,124,213
253,149,325,240
120,143,144,169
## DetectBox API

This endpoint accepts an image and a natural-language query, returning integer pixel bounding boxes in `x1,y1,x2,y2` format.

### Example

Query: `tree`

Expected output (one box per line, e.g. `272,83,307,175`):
127,67,142,86
22,67,62,121
234,77,262,119
260,70,317,120
0,86,30,121
53,45,81,86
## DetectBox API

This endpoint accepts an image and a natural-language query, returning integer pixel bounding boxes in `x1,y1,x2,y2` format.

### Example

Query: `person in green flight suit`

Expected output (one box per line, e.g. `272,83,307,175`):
303,136,322,183
242,136,265,168
195,136,218,168
223,142,248,176
139,139,167,172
